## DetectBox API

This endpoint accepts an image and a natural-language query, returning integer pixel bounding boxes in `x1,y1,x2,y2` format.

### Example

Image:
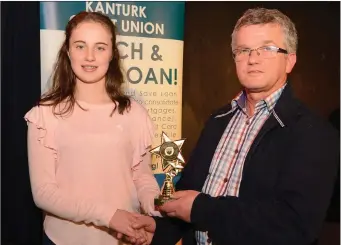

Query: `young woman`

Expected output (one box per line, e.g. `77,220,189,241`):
25,11,160,245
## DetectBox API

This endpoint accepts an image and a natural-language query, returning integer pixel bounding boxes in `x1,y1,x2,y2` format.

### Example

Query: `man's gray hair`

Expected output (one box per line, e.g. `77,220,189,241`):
231,8,298,53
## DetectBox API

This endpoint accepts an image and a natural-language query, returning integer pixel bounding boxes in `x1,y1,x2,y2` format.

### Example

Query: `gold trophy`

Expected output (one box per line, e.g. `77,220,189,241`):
150,131,186,207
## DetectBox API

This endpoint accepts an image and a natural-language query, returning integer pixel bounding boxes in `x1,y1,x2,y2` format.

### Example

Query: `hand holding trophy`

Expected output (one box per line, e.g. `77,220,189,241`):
150,132,186,208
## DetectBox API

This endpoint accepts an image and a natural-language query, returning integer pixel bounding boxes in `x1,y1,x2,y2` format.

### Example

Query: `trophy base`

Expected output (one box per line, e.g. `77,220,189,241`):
154,195,173,210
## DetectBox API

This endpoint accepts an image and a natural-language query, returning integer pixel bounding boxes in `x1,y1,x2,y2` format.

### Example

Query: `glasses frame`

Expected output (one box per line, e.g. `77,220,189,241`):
232,45,288,61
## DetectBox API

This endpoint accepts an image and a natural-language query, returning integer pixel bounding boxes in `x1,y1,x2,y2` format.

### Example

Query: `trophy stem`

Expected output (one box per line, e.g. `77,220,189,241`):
162,174,175,197
154,174,175,207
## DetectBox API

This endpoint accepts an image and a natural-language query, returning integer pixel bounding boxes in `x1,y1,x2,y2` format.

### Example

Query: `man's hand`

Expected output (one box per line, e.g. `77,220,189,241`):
115,214,155,245
109,209,142,241
114,228,149,245
159,190,200,222
133,215,156,232
133,215,156,245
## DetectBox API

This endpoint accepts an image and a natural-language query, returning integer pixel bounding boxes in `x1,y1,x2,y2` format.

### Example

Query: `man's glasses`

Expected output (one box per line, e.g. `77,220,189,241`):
232,46,288,61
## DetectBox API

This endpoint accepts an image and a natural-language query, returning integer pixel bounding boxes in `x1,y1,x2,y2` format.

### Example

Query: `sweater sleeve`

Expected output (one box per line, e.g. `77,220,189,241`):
130,101,161,216
25,106,116,228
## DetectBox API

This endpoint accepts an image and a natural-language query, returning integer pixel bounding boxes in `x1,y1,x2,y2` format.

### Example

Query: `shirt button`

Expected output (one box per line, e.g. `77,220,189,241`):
223,177,228,183
235,149,239,154
246,119,250,125
207,238,212,243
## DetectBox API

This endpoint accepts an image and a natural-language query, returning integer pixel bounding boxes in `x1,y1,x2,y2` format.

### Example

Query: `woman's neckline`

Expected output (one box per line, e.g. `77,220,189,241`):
76,99,116,108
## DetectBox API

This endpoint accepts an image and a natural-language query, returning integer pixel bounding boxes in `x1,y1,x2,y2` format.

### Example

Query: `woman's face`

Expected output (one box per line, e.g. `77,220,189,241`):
68,21,113,85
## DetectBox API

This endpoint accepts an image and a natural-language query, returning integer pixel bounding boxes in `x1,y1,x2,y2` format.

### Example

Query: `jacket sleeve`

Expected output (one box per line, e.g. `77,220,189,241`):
151,216,192,245
190,119,340,245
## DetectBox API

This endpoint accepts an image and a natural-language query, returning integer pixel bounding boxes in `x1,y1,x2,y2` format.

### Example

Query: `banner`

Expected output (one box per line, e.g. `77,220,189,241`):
40,2,185,187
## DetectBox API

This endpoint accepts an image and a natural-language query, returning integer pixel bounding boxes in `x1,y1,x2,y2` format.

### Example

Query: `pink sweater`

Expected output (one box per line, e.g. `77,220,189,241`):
25,99,160,245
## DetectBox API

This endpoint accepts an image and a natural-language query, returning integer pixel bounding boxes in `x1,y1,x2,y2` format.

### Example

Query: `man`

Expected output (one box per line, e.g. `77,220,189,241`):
127,7,340,245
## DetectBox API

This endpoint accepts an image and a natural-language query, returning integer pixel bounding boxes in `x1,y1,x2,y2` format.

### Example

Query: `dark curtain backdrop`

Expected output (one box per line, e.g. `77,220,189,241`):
2,2,42,245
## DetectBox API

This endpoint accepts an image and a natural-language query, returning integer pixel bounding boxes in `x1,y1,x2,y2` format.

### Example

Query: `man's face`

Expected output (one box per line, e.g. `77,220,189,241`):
233,23,296,93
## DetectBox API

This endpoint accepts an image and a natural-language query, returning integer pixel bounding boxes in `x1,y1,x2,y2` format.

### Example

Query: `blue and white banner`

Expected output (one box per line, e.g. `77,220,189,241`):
40,2,185,186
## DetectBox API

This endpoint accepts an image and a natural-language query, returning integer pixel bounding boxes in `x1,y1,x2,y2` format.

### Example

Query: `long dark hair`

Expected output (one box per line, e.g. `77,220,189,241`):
39,11,130,116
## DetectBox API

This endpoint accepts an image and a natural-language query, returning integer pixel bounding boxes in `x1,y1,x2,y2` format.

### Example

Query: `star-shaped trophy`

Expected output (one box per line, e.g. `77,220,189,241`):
150,131,186,207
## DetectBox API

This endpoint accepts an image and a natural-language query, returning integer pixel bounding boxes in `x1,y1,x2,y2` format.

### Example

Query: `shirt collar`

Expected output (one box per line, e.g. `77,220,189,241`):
231,83,287,114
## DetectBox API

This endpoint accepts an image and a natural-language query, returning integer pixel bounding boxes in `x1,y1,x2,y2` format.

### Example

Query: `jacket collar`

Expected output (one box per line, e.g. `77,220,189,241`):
214,81,302,127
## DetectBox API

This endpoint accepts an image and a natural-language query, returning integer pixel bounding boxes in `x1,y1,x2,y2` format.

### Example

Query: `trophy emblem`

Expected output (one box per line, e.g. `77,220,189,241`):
150,131,186,207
